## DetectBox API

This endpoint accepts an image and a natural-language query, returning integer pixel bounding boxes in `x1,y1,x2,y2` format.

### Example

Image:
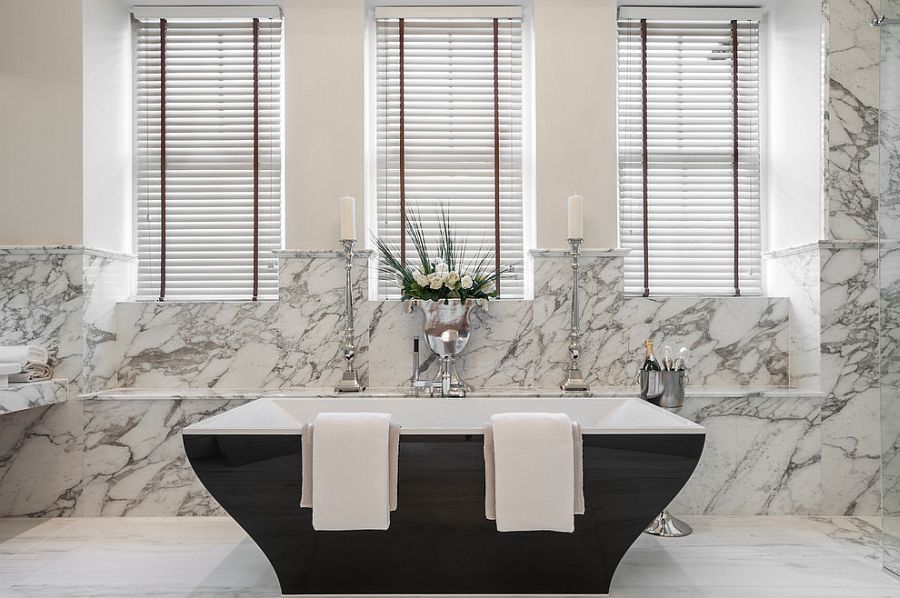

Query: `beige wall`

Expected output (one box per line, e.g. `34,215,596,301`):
283,0,366,248
0,0,619,250
282,0,619,250
0,0,84,245
534,0,617,249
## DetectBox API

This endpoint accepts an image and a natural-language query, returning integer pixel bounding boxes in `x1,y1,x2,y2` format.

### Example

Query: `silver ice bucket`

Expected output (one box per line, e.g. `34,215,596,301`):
638,370,664,402
638,369,687,409
658,370,687,410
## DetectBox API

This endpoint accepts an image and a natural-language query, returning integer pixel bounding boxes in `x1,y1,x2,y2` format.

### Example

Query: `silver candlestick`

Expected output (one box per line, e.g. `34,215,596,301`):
335,239,365,392
561,238,590,392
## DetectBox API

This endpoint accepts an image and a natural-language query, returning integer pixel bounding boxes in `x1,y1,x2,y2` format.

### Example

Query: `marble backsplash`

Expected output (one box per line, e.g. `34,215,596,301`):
0,247,132,396
117,250,790,390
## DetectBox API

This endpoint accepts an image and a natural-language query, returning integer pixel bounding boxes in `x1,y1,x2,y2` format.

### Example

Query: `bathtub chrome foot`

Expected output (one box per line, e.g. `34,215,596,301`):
644,510,692,537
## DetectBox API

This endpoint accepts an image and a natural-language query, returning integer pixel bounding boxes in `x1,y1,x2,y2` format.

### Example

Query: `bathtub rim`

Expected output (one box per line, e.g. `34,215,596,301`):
182,396,705,436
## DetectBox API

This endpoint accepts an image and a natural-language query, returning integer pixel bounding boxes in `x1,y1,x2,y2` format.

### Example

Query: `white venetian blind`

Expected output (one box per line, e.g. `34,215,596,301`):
617,11,762,296
135,15,282,301
375,12,525,299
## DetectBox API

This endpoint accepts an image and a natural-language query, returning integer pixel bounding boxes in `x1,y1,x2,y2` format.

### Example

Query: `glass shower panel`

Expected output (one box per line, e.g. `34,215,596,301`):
880,14,900,579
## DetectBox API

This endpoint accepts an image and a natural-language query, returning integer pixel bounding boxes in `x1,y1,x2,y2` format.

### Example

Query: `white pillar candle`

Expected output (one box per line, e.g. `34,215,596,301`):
567,194,584,240
340,195,357,241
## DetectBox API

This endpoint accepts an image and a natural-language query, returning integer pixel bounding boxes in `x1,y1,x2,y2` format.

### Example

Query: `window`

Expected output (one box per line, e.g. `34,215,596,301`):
371,6,529,299
617,7,762,296
134,7,282,301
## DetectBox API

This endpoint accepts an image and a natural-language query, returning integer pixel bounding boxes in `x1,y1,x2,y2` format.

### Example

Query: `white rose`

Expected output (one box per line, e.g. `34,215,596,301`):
435,262,448,276
414,274,429,287
428,274,443,290
447,271,460,285
460,275,473,290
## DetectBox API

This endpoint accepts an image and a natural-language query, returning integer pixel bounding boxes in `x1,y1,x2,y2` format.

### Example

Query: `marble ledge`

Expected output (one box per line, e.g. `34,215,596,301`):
763,240,879,259
273,248,375,258
0,379,68,415
530,248,631,257
80,386,825,402
0,245,135,261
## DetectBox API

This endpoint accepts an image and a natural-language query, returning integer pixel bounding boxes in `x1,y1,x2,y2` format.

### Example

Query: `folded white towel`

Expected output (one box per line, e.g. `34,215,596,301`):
0,346,49,368
0,363,20,376
300,421,400,511
308,412,395,531
486,413,579,533
485,420,584,522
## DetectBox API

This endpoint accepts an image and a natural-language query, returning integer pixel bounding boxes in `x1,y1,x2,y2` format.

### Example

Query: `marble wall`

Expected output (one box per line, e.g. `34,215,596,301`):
117,251,790,391
824,0,882,241
0,0,891,522
880,4,900,574
765,240,881,516
0,389,831,518
0,247,132,395
0,248,84,386
671,394,823,516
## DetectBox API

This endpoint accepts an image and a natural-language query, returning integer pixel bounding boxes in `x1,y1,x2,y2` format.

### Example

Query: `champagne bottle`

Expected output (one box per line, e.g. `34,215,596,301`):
641,340,661,372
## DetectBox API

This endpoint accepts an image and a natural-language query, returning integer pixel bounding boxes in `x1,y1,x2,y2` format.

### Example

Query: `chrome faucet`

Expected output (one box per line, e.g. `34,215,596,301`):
411,336,466,398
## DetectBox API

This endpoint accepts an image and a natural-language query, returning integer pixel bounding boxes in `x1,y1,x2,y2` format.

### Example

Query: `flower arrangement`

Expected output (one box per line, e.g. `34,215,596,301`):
373,207,507,302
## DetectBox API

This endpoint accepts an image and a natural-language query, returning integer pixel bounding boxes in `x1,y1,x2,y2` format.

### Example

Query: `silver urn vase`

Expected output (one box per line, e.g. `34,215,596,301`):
413,299,483,397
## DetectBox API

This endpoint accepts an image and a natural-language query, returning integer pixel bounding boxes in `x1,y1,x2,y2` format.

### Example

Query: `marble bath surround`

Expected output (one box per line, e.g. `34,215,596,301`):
0,245,850,520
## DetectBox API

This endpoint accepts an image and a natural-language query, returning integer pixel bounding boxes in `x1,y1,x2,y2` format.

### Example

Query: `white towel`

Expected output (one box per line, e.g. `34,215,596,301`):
300,421,400,511
0,363,20,376
484,420,584,521
0,346,49,368
308,412,394,531
486,413,578,533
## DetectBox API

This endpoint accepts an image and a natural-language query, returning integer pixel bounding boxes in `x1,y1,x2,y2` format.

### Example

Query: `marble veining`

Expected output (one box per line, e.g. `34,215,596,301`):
671,395,822,516
825,0,882,241
766,245,822,389
119,252,790,391
819,244,881,515
0,247,134,395
0,402,84,518
0,251,83,387
77,399,248,517
116,254,369,390
82,253,132,394
0,380,68,416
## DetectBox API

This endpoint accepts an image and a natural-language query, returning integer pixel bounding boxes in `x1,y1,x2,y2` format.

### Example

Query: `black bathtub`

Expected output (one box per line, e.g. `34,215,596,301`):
183,397,705,596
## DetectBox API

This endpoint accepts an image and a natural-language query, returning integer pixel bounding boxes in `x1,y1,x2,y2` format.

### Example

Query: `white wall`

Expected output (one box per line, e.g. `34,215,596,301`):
0,0,84,245
83,0,133,254
767,0,823,250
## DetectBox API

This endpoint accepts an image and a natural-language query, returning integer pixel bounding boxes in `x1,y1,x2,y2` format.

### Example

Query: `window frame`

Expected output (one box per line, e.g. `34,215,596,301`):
615,6,769,297
131,9,285,302
364,2,536,301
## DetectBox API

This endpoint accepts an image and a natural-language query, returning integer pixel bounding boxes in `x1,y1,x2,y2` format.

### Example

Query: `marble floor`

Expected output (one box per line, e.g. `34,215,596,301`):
0,516,896,597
